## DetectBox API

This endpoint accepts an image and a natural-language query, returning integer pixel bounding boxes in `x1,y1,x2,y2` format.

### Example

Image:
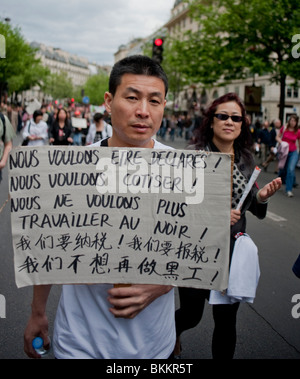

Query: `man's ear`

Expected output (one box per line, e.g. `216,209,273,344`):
104,92,113,113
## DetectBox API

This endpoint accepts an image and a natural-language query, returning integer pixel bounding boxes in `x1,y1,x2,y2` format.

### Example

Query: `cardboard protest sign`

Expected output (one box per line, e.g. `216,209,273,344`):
9,146,232,290
71,117,88,129
90,105,106,114
26,99,41,116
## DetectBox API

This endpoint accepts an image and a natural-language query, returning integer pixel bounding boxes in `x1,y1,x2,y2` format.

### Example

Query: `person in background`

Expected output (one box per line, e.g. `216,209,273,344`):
0,112,15,183
16,103,23,134
257,120,271,165
158,114,169,140
276,114,300,197
40,104,49,124
49,108,73,145
261,119,282,171
72,110,83,146
47,105,58,130
22,110,48,146
85,112,112,145
173,93,281,359
5,103,18,133
81,106,91,146
169,115,176,142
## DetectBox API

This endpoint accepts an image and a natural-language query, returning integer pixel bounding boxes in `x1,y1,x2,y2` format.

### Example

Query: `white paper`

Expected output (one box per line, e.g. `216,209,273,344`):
71,117,88,129
9,147,232,290
236,166,261,210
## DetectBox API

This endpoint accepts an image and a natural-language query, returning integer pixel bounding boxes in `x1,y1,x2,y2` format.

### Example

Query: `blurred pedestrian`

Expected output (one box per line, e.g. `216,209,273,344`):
276,114,300,197
177,114,184,138
40,104,49,124
169,115,176,141
247,114,258,151
0,111,15,183
5,103,19,133
16,104,23,134
47,104,58,129
159,114,168,140
81,106,91,146
49,108,73,145
190,110,204,144
184,114,192,140
173,93,281,359
85,112,112,145
22,110,48,146
261,119,282,170
72,110,83,146
257,120,271,165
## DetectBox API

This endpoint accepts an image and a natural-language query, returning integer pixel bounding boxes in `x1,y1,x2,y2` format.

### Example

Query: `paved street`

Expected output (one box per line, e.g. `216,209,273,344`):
0,134,299,359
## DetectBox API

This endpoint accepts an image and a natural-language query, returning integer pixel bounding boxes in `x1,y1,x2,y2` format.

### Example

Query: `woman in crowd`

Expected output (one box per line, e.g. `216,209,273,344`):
49,108,73,145
85,112,112,145
276,114,300,197
22,110,48,146
173,93,282,359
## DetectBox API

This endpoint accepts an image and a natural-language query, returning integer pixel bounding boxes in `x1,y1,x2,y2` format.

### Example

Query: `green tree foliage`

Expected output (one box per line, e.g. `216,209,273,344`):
144,36,187,111
168,0,300,120
161,36,189,111
43,72,74,100
0,20,49,101
83,72,109,105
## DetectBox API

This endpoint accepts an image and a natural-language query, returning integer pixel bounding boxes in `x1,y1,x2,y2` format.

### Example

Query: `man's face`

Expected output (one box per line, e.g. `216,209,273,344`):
104,73,166,148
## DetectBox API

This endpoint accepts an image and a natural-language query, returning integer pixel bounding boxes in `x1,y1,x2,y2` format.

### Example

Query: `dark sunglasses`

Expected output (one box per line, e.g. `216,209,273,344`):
214,114,243,123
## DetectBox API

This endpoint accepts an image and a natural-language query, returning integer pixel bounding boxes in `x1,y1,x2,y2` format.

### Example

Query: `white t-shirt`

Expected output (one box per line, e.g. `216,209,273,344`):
53,138,176,359
22,120,48,146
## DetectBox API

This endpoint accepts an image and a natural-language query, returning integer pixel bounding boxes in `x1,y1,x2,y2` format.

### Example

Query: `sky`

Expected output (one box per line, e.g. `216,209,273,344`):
1,0,175,65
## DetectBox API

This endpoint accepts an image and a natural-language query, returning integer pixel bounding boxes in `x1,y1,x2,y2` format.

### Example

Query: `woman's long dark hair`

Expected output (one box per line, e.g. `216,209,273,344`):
286,114,299,132
54,108,70,127
194,93,253,155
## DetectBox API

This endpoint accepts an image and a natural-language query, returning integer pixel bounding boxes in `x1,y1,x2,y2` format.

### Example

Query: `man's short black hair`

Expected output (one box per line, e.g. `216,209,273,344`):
93,112,104,123
109,55,168,97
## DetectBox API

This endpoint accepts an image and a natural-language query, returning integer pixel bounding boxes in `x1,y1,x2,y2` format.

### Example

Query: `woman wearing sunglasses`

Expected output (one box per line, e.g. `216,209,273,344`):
173,93,281,359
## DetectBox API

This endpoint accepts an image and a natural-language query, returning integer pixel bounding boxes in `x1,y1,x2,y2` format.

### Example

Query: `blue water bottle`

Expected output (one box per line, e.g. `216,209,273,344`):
32,337,50,356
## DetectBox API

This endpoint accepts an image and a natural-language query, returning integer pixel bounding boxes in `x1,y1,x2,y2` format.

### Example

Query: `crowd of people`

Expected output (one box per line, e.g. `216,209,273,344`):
249,115,300,197
1,95,299,199
158,111,300,198
0,55,298,360
0,101,114,186
2,102,112,147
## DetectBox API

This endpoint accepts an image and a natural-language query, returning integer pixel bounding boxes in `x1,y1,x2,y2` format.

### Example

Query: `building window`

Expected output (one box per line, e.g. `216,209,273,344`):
287,86,292,98
212,90,219,99
293,86,299,98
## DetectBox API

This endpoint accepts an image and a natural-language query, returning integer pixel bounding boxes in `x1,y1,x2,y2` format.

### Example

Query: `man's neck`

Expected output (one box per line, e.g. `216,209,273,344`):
108,136,155,149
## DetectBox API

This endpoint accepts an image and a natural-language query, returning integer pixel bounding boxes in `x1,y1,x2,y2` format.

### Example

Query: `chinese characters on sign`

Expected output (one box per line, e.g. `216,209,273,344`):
9,146,231,290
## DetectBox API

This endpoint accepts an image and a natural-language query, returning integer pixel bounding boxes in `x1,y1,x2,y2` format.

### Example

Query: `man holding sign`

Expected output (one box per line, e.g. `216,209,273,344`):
24,56,175,359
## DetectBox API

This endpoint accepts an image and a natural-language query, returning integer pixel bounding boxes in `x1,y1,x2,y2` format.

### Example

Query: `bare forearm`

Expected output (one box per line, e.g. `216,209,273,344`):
31,285,52,315
0,141,12,169
24,285,52,358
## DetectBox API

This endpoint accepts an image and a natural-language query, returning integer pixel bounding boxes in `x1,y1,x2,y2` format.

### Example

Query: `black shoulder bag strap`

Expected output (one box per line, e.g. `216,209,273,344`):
0,113,6,143
99,138,109,147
